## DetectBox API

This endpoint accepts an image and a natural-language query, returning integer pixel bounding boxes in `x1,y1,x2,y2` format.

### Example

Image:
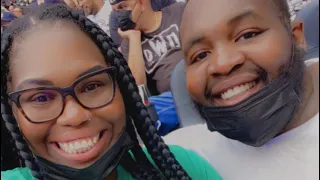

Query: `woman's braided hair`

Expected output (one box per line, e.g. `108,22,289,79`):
1,4,191,180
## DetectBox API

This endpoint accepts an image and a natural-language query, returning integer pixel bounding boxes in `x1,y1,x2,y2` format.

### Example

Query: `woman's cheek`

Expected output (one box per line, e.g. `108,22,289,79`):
15,110,52,155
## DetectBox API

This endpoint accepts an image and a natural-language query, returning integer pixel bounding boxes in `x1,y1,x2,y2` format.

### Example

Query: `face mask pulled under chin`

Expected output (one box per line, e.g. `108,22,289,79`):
116,10,137,31
199,75,300,147
35,130,134,180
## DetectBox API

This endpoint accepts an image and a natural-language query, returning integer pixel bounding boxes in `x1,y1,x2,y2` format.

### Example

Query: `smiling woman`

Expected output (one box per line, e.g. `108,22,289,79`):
0,4,222,180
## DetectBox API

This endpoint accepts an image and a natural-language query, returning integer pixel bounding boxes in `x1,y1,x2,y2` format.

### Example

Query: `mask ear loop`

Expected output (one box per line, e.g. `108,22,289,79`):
130,0,143,28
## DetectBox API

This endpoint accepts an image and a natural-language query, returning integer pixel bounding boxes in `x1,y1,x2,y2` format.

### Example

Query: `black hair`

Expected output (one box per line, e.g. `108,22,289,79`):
1,4,191,180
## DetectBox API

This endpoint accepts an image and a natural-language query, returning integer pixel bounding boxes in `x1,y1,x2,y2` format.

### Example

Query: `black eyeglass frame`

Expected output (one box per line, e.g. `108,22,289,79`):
8,67,117,123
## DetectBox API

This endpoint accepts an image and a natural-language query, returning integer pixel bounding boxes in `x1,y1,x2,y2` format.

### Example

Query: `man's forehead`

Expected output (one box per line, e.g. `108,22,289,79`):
182,0,274,27
180,0,278,45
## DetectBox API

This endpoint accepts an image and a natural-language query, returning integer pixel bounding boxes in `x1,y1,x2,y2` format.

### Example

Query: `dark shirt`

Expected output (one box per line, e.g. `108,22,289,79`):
121,2,186,95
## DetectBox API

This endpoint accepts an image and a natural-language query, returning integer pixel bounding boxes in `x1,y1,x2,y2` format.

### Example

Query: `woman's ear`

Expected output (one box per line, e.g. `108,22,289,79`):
291,18,307,50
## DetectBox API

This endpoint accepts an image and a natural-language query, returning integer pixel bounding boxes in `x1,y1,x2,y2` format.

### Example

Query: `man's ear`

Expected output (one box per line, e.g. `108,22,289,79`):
291,18,307,50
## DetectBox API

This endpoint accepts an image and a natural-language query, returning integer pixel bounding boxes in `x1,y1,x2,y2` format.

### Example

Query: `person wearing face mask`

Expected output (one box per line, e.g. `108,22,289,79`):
110,0,186,136
111,0,185,95
0,4,222,180
164,0,319,179
109,0,178,47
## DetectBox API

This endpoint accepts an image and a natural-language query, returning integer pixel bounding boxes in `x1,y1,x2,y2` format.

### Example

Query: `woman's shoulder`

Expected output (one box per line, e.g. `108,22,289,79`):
1,167,33,180
142,145,222,180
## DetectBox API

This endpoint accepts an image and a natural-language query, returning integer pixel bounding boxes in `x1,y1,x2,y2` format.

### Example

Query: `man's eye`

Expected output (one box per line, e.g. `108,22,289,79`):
119,4,126,9
192,51,210,63
236,31,263,42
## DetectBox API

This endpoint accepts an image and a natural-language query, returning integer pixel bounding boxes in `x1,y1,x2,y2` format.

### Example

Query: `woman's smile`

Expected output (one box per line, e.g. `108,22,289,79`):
50,129,112,163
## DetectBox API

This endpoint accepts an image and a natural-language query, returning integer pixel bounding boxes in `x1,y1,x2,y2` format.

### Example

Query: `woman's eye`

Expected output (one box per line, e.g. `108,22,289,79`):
31,93,54,103
237,31,262,42
192,51,210,63
83,83,102,92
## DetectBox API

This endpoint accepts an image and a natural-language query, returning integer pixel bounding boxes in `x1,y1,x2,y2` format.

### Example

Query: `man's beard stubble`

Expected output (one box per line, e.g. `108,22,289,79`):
195,43,306,116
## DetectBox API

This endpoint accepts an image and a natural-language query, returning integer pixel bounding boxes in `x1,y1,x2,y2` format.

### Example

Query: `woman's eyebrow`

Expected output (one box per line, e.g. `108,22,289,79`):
16,79,53,90
76,65,106,78
15,65,106,90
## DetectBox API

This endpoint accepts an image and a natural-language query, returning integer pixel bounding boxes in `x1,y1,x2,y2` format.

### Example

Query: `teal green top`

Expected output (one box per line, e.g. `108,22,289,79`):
1,145,222,180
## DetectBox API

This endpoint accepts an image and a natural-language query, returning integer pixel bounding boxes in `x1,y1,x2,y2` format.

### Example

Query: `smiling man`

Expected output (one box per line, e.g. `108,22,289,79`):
164,0,319,179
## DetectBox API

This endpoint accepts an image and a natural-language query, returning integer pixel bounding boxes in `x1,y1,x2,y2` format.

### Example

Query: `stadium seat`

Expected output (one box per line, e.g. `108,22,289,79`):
170,60,205,128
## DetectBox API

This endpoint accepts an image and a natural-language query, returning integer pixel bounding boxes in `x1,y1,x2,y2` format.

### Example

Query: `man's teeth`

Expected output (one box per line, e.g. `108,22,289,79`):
58,133,100,154
221,82,256,100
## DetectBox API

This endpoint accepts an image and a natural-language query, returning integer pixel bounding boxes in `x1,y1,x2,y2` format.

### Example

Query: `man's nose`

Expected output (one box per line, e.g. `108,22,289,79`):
207,44,245,77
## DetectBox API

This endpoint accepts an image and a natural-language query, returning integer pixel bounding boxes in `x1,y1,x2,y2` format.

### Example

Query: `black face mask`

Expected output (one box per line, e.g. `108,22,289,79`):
198,45,305,147
116,10,137,31
36,130,135,180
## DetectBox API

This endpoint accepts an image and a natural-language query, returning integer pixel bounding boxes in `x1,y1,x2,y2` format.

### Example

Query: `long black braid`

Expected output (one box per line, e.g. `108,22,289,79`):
1,4,191,180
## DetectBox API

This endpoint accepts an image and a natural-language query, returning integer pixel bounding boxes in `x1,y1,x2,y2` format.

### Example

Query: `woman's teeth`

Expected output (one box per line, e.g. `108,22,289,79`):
58,133,100,154
221,81,256,100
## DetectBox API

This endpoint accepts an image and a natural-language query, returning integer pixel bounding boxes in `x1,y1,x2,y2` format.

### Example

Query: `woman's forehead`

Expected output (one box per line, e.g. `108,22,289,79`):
9,21,107,90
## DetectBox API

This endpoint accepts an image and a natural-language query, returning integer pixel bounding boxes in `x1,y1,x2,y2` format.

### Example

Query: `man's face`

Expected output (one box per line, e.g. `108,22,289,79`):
13,7,23,17
112,0,144,28
9,5,14,12
181,0,305,107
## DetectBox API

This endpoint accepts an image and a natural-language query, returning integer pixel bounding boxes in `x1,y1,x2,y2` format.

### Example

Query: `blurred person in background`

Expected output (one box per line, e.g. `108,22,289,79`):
76,0,112,35
13,6,23,17
8,5,14,12
110,0,179,47
1,11,16,32
110,0,186,136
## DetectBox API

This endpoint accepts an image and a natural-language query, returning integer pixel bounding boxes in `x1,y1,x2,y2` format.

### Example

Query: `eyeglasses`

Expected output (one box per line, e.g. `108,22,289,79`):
8,67,116,123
